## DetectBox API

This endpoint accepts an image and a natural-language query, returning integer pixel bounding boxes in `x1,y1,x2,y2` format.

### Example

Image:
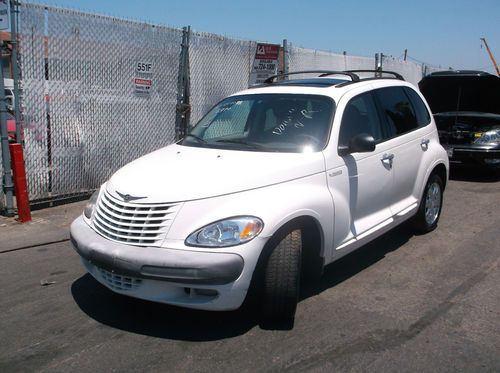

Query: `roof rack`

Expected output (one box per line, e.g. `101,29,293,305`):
263,70,360,84
345,70,405,81
262,70,405,86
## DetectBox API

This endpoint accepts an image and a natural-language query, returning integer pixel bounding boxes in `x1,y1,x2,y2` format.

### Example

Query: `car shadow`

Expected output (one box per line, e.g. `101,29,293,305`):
449,165,500,182
71,274,260,341
71,224,414,338
301,223,414,300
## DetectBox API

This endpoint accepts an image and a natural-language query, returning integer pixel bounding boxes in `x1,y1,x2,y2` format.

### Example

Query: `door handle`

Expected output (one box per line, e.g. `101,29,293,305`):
381,153,394,168
421,138,430,150
382,153,394,161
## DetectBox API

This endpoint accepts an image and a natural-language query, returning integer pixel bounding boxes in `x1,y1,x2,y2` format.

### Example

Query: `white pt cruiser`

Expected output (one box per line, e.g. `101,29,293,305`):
70,71,449,323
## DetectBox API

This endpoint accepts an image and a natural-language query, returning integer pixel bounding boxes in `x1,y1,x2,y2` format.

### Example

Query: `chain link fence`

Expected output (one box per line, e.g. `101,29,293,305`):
189,32,255,124
18,3,182,204
0,2,444,209
380,55,423,87
288,46,375,79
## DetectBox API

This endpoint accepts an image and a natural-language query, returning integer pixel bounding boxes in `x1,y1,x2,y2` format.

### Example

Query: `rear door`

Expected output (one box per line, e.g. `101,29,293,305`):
373,86,433,216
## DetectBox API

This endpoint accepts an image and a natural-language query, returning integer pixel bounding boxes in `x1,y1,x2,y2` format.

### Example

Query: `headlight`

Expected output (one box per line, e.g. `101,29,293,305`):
186,216,264,247
83,190,100,219
473,128,500,145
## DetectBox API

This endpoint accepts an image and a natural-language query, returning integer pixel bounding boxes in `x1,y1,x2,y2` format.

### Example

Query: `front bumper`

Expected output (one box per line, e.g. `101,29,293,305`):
445,146,500,167
70,216,253,310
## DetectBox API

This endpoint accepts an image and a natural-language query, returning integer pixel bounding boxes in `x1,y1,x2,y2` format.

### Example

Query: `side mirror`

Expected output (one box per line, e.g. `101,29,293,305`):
338,133,376,156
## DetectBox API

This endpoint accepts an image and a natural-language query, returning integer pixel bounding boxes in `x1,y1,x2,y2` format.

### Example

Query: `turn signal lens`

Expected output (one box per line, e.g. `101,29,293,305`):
240,221,261,241
83,190,100,219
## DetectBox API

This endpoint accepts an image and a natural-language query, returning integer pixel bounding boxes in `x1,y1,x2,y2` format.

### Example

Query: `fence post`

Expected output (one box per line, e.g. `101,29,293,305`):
375,53,383,77
175,26,191,140
282,39,289,77
10,0,22,143
0,43,15,216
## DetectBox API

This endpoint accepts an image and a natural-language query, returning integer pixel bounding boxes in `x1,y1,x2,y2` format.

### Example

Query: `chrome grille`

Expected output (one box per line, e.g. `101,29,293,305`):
98,267,142,291
92,190,180,246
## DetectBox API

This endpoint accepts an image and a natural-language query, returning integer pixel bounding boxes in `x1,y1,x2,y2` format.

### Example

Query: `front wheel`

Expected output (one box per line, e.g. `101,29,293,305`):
262,229,302,324
412,173,444,233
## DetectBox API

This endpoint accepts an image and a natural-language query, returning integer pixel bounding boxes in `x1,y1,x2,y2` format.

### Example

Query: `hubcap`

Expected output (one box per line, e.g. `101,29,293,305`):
424,181,441,226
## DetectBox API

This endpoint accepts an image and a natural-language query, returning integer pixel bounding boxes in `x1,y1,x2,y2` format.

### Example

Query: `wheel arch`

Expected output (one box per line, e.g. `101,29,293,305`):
254,214,325,288
419,161,448,202
432,162,448,190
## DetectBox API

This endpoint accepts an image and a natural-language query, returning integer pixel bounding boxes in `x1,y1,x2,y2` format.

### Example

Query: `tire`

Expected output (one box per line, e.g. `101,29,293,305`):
412,173,444,233
262,229,302,323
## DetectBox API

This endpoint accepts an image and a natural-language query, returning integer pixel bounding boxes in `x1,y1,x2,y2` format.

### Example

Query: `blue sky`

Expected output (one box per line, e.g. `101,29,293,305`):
39,0,499,74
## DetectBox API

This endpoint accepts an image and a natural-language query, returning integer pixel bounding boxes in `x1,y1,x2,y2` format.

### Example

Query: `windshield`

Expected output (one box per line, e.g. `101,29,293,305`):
181,94,335,152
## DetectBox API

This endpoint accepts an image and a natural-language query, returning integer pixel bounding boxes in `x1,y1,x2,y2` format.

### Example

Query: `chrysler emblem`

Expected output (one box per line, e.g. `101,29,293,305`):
116,191,147,202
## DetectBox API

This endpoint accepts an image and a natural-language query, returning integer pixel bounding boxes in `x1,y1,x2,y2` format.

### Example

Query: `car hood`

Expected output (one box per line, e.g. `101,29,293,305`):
106,144,326,203
418,73,500,115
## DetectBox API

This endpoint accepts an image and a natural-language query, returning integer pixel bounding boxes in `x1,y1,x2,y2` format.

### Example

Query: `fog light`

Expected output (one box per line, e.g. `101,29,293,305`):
184,287,219,297
194,288,218,296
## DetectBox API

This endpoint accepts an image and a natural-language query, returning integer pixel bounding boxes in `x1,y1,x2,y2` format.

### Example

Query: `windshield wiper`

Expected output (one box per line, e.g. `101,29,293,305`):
215,139,264,149
184,134,207,144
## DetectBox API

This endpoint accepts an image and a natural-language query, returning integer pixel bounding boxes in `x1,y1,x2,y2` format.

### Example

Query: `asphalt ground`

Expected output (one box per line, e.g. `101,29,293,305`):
0,166,499,372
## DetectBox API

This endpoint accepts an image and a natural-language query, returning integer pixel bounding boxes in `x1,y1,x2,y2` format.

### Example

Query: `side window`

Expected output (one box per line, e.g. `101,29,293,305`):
375,87,418,136
339,92,384,148
404,87,431,127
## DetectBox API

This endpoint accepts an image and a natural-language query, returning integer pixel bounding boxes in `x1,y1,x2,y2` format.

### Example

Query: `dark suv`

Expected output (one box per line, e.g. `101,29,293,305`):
418,70,500,168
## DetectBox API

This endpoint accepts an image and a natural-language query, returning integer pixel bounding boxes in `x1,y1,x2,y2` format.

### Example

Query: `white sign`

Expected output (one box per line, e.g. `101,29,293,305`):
249,43,280,86
134,78,152,95
134,61,153,96
0,0,9,30
136,61,153,74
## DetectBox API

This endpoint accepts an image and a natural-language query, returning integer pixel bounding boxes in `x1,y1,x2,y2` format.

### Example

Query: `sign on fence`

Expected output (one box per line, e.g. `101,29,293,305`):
249,43,280,86
135,61,153,96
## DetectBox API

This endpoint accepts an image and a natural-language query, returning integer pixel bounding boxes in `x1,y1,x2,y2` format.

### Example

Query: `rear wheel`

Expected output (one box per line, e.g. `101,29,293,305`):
412,173,443,233
262,229,302,324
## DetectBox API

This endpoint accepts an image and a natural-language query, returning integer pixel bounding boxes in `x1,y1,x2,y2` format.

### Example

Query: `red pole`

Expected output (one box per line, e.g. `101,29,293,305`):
9,143,32,222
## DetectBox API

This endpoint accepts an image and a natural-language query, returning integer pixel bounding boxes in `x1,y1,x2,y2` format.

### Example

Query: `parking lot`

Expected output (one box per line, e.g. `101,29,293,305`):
0,167,499,372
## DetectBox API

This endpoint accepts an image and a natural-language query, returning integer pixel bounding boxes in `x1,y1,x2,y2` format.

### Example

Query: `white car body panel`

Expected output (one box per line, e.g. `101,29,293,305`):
106,144,326,203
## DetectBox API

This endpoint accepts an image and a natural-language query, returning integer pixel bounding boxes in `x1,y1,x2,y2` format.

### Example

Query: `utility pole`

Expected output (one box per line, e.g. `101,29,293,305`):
403,49,407,61
0,43,15,216
480,37,500,77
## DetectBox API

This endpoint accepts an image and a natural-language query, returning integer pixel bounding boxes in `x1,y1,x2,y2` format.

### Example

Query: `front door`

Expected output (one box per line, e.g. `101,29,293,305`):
326,90,394,250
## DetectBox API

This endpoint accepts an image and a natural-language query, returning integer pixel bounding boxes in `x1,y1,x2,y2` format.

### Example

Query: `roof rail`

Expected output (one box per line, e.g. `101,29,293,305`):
345,70,405,81
263,70,360,84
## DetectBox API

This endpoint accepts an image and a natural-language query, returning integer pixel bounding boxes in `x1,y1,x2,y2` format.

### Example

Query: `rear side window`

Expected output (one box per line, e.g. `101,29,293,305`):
403,87,431,127
375,87,418,136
